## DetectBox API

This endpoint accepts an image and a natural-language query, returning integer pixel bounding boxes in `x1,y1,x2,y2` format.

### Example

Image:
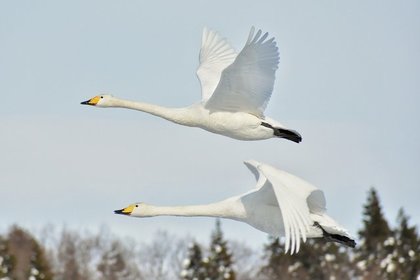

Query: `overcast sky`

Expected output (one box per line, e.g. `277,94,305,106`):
1,0,419,248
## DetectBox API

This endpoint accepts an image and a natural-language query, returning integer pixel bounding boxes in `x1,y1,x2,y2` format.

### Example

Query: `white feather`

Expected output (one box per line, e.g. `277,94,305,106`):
197,27,237,102
205,27,280,117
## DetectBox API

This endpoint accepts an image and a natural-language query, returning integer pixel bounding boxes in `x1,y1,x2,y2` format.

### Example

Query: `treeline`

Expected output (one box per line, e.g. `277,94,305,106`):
1,188,419,280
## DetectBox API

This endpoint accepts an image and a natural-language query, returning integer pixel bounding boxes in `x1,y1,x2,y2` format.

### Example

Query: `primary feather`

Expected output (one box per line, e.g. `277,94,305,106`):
205,27,280,117
197,27,237,102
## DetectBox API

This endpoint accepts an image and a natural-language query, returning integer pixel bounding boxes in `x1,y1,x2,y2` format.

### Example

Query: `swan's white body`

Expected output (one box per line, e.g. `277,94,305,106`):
115,161,354,254
82,27,302,142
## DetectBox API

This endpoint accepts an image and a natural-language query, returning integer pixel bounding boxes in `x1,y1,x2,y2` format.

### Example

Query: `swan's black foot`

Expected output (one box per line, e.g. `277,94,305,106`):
314,222,356,248
261,122,302,143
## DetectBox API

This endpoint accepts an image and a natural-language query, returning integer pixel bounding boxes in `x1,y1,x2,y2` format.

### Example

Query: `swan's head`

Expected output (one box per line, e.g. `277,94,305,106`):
81,94,113,107
114,202,144,217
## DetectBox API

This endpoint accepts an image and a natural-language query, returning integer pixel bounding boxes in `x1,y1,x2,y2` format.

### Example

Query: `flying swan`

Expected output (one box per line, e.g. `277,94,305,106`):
81,27,302,142
115,161,355,254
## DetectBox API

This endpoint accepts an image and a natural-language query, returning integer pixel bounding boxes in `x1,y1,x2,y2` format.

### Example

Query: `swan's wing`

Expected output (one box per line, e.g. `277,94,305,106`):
242,160,326,254
197,27,237,102
243,160,265,189
307,190,326,215
258,164,318,254
241,160,277,206
262,164,326,215
205,27,280,117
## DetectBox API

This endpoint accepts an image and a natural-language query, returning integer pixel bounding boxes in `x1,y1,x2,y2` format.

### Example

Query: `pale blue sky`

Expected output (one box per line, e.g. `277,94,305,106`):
1,0,419,247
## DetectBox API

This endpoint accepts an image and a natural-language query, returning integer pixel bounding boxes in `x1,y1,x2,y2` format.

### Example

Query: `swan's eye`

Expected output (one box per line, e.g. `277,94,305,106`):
136,205,139,207
100,96,104,99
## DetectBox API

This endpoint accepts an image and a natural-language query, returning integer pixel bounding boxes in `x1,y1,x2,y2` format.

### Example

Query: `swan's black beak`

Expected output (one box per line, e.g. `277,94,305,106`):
114,209,129,215
80,100,91,105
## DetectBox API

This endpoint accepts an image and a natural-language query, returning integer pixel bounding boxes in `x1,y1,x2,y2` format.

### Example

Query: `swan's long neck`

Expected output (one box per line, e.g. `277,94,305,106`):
109,98,196,126
138,199,244,220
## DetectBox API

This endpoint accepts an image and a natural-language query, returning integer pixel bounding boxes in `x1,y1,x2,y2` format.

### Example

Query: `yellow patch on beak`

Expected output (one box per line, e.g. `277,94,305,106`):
81,96,101,106
122,204,135,214
114,204,135,215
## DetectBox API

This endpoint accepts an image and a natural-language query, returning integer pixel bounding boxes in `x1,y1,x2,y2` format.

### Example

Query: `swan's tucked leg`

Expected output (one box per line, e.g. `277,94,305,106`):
260,122,302,143
314,222,356,248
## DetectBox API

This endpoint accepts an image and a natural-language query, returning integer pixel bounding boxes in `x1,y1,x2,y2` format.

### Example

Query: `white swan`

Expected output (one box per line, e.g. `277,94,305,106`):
81,27,302,142
115,161,355,254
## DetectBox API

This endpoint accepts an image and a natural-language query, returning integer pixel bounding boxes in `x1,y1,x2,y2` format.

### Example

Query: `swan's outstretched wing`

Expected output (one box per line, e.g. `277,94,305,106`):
307,190,326,215
244,160,266,189
260,164,326,215
259,164,326,254
259,165,313,254
205,27,280,117
243,161,325,254
197,27,237,102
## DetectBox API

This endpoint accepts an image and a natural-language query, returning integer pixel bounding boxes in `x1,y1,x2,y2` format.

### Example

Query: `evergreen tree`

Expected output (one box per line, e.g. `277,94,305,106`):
312,241,353,280
260,236,353,279
28,241,53,280
354,187,392,278
180,242,207,280
358,188,391,256
206,219,235,280
0,235,14,280
259,236,292,279
383,208,420,280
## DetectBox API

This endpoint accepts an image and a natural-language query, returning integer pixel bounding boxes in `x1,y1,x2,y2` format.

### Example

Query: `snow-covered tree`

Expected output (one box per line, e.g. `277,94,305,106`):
97,240,141,280
228,241,260,280
393,208,420,279
353,188,420,279
206,219,235,280
260,236,353,280
379,208,420,280
259,236,294,279
180,242,207,280
354,187,392,278
358,188,391,255
28,241,53,280
0,235,14,280
312,241,353,280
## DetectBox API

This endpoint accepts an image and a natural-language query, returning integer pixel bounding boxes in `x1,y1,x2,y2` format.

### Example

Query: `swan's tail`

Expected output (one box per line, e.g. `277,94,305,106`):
315,222,356,248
